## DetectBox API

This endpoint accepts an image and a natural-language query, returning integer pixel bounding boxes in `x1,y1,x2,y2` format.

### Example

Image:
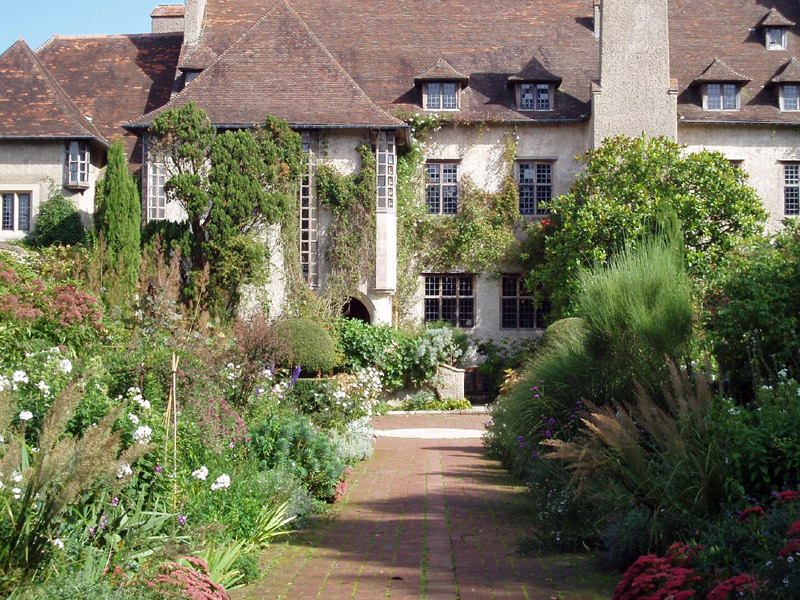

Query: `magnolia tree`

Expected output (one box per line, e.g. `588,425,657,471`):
148,102,303,311
524,135,767,313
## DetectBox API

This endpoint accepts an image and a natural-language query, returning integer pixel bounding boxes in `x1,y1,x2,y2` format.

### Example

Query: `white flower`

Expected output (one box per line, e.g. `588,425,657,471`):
37,381,50,395
191,466,209,481
18,411,34,421
0,435,4,443
128,413,140,425
117,464,133,479
211,474,231,491
0,376,10,392
789,556,795,564
12,487,22,500
12,473,22,483
132,426,152,445
58,359,72,374
13,371,29,384
52,538,64,550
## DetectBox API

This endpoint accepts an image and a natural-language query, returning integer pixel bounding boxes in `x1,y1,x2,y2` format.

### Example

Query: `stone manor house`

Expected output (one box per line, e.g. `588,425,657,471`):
1,0,799,341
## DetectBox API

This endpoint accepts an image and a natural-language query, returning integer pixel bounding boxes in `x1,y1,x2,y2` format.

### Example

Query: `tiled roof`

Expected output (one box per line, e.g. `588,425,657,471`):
129,0,403,129
178,45,218,71
0,40,106,143
36,33,182,160
177,0,600,123
508,58,563,84
759,7,795,28
152,5,185,18
771,57,800,83
671,0,800,124
415,59,469,84
692,58,751,83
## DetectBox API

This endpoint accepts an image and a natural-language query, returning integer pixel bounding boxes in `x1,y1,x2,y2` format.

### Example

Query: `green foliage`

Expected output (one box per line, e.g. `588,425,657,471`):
713,378,800,501
95,140,141,301
287,378,339,414
398,392,471,412
276,318,337,374
27,191,85,247
250,412,347,501
331,417,375,464
149,103,303,312
526,135,767,313
705,222,800,399
475,337,538,400
315,146,376,309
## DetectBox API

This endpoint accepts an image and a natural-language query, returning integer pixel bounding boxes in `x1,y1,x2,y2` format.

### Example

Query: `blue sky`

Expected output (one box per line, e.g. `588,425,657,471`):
2,1,160,53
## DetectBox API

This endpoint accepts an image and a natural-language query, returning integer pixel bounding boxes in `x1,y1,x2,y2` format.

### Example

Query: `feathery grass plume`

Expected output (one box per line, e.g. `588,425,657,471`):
0,382,152,590
544,359,723,539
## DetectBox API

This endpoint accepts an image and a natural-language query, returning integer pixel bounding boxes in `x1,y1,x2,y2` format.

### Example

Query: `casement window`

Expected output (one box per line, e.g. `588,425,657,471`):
1,192,31,232
767,27,787,50
424,274,475,328
146,161,167,222
425,162,459,214
780,84,800,111
519,83,552,111
785,163,800,215
65,141,90,188
501,275,549,329
376,132,396,212
517,161,552,215
425,82,459,110
705,83,740,111
299,131,320,287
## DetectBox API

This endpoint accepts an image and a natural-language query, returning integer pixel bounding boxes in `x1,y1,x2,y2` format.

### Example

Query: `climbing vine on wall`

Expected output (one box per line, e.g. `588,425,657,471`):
394,125,523,325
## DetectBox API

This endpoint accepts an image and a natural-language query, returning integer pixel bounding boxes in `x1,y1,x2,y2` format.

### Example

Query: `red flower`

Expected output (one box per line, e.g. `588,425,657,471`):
778,538,800,557
613,554,701,600
707,574,758,600
738,506,765,524
777,490,800,502
787,520,800,538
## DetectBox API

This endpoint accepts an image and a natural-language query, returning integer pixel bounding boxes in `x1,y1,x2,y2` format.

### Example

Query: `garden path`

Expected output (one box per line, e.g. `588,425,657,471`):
233,413,615,600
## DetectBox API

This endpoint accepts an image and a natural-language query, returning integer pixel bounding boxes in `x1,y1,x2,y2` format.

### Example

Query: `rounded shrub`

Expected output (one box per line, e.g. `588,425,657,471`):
539,317,588,349
29,193,85,247
276,318,336,375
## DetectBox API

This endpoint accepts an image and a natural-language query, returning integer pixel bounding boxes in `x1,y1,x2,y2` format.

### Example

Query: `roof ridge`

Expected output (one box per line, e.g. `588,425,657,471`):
132,0,403,128
694,57,751,83
15,40,108,144
49,33,184,41
33,36,56,54
0,39,26,61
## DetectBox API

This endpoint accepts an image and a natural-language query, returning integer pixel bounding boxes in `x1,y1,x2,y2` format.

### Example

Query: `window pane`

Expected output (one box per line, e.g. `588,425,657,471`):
441,297,457,325
706,84,721,110
458,276,473,297
520,83,534,109
426,163,440,183
442,186,458,214
502,276,518,297
426,186,441,214
519,163,535,184
458,298,474,328
536,84,551,110
501,298,518,328
427,83,441,109
786,187,800,215
442,164,458,184
425,276,440,297
17,194,30,231
442,83,458,109
785,85,799,111
785,164,799,185
424,298,440,323
722,84,738,110
536,185,552,215
769,28,785,48
2,194,13,230
519,185,535,214
519,298,535,328
442,277,457,296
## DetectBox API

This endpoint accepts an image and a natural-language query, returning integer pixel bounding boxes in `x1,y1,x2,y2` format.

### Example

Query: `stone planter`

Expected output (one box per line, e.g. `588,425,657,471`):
434,364,465,400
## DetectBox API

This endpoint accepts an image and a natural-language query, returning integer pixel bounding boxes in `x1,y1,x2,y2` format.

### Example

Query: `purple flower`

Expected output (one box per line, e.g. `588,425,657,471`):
545,430,552,438
111,497,119,507
534,394,540,399
154,464,163,474
178,515,187,526
548,418,556,426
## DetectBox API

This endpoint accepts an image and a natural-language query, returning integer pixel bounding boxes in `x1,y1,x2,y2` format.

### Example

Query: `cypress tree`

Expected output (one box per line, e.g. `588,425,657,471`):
96,140,141,301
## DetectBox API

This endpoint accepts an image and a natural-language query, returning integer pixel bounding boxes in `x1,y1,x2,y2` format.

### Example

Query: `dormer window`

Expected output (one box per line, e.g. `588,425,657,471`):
414,58,469,112
425,82,459,111
705,83,740,111
65,141,90,189
519,83,552,111
767,27,788,51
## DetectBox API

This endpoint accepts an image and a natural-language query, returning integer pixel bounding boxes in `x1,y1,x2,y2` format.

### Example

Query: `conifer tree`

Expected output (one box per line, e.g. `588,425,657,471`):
95,140,141,301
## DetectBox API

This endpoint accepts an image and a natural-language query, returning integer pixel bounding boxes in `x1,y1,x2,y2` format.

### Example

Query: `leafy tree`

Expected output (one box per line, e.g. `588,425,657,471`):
525,135,767,313
149,102,303,311
95,139,141,300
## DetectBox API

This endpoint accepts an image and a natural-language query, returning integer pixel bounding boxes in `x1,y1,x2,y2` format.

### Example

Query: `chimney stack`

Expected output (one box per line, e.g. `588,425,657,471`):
183,0,208,45
151,5,185,34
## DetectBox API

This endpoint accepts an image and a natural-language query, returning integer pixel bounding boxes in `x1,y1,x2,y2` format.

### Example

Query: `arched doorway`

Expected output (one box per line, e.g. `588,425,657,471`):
343,297,371,323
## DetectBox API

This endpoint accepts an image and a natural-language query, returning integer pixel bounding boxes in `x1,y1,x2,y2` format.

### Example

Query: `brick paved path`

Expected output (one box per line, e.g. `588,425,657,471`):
235,413,615,600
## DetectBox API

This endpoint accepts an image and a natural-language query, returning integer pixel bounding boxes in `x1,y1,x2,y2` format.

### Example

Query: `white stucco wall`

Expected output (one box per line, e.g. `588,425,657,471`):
0,141,101,242
679,124,800,231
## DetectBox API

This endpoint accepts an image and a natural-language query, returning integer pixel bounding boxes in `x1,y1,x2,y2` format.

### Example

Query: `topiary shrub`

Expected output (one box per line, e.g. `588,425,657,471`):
28,193,85,247
276,318,336,375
